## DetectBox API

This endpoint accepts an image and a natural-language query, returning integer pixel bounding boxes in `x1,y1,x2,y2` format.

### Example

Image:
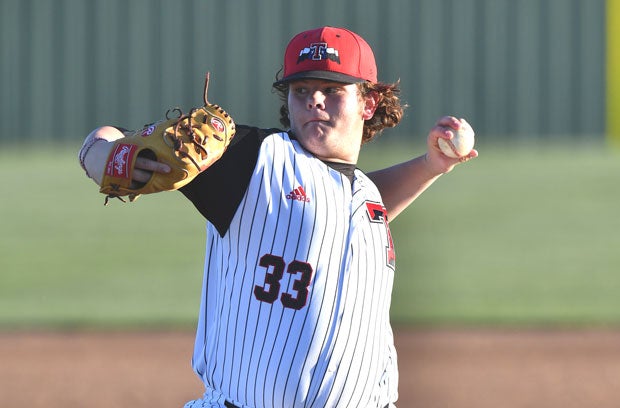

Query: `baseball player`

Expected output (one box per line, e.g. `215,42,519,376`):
79,26,477,407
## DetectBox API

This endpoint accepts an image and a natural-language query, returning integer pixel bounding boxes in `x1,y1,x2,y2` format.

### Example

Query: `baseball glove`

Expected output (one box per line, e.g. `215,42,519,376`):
99,73,235,204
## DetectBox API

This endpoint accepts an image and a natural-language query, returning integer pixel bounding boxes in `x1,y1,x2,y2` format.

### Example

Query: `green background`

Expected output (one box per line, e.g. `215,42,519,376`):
2,140,618,330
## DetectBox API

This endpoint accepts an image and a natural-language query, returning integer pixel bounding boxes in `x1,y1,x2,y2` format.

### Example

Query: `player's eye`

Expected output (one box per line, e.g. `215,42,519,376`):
291,86,308,96
323,85,345,95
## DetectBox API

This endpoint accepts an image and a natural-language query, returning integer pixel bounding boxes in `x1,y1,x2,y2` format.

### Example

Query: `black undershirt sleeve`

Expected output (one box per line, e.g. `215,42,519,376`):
179,125,280,236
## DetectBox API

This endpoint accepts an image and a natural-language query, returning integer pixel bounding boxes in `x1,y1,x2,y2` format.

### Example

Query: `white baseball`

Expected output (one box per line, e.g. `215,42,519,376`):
438,118,475,158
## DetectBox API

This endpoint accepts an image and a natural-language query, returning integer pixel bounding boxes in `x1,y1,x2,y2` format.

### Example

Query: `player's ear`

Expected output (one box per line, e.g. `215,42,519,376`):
362,91,379,120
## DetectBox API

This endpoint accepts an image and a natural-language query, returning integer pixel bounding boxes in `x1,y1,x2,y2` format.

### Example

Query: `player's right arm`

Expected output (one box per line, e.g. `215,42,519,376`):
78,126,170,185
367,116,478,221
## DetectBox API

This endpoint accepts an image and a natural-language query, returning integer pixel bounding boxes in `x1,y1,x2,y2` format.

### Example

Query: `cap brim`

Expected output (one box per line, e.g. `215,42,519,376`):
273,70,367,87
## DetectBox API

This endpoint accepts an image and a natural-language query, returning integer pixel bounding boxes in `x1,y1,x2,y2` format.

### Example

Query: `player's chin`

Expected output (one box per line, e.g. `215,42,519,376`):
295,124,329,144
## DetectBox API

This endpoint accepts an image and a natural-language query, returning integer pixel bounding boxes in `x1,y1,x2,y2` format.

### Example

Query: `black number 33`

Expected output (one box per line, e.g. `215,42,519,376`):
253,254,313,310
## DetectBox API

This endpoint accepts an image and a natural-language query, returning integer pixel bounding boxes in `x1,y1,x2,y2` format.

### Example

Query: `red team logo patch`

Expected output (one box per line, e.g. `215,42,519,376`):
365,201,396,269
105,143,137,179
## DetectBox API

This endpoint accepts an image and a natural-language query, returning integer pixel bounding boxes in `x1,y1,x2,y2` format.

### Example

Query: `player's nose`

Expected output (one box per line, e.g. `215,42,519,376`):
307,91,326,110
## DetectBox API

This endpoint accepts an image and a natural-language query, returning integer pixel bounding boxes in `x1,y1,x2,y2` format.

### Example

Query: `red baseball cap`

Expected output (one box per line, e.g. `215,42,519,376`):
273,26,377,86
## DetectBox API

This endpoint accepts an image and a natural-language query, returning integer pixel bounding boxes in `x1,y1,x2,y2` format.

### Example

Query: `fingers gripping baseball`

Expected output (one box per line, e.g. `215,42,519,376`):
426,116,478,174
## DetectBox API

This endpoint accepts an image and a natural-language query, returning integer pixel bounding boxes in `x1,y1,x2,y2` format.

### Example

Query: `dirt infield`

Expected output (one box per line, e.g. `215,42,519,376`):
2,328,620,407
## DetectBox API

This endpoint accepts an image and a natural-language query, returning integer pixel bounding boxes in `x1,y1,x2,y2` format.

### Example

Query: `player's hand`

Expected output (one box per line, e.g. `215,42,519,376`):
425,116,478,174
80,126,171,185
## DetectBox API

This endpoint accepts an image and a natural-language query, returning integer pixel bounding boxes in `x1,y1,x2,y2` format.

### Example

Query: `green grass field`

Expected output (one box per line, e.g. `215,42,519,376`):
1,141,619,329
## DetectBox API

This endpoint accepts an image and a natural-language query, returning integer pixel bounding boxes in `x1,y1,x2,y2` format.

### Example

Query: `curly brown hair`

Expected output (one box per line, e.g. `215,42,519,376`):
272,80,406,144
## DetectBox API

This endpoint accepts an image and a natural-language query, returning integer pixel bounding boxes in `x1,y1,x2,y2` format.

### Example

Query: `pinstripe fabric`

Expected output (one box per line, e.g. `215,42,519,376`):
186,132,397,408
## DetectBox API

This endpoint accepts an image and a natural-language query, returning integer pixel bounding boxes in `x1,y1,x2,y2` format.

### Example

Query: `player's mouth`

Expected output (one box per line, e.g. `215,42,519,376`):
304,118,331,127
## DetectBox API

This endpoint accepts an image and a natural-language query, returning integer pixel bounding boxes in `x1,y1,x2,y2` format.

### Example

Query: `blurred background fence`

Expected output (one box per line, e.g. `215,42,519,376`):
1,0,620,332
0,0,610,144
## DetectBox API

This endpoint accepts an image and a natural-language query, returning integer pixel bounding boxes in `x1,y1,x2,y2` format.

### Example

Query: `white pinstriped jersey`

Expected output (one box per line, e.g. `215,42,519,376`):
182,128,398,408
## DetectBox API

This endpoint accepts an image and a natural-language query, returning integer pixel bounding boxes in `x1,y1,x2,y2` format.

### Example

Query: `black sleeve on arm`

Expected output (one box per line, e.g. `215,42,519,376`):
179,125,278,237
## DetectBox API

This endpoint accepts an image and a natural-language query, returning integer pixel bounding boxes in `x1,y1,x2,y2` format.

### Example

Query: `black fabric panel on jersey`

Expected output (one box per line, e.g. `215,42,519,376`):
179,125,278,237
323,160,356,184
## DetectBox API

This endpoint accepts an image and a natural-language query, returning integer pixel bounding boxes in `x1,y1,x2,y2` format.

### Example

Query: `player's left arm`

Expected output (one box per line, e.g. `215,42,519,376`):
367,116,478,221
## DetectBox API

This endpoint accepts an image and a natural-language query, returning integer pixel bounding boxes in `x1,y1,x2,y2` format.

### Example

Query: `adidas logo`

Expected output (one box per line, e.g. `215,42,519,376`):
286,186,311,203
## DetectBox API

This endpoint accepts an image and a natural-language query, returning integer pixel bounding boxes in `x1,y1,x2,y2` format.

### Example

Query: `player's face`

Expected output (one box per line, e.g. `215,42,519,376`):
287,79,374,164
